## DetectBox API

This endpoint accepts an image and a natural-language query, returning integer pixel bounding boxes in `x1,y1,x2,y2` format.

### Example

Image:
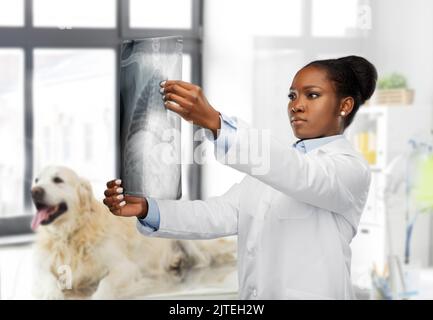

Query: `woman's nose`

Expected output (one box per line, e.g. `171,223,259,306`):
289,103,304,113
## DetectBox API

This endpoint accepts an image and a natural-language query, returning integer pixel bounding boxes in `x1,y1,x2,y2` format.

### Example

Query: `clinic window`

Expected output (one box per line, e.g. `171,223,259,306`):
0,0,202,238
129,0,193,29
33,0,117,28
0,0,24,27
33,49,117,198
0,49,25,217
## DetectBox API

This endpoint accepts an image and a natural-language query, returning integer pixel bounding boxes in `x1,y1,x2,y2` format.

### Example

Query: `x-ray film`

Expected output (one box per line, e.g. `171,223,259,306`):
120,36,182,199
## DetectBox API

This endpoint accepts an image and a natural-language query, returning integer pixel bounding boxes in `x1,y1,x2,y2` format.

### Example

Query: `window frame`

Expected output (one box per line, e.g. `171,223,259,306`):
0,0,203,238
253,0,372,61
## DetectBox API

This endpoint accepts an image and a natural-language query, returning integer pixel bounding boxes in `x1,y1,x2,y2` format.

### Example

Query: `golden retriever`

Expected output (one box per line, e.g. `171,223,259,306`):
30,166,237,299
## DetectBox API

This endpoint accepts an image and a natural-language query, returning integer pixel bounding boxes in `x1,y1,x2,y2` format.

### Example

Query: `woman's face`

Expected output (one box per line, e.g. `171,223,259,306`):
288,66,344,140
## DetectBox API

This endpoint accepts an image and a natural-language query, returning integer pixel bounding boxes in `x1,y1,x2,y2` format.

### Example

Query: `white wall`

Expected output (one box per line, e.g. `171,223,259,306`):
368,0,433,107
202,0,255,198
202,1,433,268
201,0,312,198
367,0,433,265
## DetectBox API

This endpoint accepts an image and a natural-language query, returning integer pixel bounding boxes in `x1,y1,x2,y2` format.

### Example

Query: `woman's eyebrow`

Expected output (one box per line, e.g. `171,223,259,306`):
289,85,323,91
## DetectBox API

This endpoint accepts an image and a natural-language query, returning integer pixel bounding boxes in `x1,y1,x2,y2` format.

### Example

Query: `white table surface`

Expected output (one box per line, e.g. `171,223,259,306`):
0,241,239,300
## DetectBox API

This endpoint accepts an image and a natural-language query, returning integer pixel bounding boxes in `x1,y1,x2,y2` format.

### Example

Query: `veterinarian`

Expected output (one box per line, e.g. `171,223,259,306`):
103,55,377,299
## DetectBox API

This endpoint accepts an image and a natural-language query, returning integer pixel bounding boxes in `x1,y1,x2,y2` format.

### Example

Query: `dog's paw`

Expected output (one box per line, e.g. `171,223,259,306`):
165,252,193,281
168,252,188,272
169,253,185,270
32,285,65,300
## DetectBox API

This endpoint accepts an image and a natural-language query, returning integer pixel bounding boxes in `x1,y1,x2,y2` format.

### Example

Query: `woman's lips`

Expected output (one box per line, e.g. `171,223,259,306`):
291,117,307,125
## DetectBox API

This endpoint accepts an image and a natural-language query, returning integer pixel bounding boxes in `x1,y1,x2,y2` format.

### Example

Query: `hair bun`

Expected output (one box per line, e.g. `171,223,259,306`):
338,55,378,103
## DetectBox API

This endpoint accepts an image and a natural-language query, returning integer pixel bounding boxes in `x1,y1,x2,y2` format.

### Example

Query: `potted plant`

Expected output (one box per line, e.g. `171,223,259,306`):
375,73,414,105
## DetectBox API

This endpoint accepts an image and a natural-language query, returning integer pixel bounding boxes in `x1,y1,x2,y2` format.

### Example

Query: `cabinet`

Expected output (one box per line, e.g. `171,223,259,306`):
346,105,432,290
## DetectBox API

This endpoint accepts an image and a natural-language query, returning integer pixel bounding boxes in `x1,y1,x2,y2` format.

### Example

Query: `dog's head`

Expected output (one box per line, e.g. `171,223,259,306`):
31,166,95,231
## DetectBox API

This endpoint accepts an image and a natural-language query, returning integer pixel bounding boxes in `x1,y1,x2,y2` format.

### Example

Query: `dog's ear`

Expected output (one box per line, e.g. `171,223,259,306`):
77,177,94,212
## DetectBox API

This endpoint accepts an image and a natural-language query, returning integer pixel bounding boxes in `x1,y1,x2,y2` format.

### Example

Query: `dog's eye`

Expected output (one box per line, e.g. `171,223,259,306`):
53,177,64,184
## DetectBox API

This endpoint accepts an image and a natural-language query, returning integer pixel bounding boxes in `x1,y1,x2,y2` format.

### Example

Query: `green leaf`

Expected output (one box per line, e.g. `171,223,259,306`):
377,73,407,89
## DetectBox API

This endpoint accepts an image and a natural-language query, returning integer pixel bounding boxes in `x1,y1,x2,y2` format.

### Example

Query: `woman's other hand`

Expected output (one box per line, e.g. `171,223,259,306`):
103,179,148,218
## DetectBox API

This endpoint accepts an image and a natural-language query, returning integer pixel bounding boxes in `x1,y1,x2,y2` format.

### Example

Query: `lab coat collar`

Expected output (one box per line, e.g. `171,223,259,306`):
314,135,369,168
293,135,344,153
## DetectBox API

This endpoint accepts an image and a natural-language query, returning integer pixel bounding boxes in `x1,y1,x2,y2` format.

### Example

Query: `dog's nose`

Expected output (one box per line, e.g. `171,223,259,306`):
31,186,45,201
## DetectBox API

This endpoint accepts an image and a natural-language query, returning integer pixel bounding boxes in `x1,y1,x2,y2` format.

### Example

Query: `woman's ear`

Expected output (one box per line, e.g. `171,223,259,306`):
77,177,94,211
340,96,355,116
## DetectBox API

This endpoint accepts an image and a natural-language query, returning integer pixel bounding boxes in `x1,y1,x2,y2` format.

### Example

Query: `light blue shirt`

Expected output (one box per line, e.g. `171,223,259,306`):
292,134,343,153
138,114,343,231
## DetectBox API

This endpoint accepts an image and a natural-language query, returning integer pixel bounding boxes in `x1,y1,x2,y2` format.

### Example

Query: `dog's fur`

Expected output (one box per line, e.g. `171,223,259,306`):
31,166,237,299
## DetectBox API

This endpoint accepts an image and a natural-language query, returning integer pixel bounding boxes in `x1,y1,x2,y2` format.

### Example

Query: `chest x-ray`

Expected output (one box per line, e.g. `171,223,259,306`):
120,36,182,199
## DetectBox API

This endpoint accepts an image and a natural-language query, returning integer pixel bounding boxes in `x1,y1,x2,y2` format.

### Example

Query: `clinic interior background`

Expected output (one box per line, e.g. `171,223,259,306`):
1,0,433,299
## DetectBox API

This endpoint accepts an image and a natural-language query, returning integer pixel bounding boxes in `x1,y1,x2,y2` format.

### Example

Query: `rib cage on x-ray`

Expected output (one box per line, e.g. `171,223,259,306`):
120,37,182,199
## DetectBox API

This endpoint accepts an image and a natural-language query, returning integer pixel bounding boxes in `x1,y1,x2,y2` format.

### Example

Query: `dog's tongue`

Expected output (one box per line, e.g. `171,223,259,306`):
31,207,52,231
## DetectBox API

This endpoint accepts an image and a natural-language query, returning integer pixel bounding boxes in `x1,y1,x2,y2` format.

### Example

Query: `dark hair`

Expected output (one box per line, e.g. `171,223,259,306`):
303,55,378,129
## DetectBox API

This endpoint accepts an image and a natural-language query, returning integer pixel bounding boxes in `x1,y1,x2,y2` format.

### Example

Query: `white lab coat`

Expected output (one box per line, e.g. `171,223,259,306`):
137,119,371,300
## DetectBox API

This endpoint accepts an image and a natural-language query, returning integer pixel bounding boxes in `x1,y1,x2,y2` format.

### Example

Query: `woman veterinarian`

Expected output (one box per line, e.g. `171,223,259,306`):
103,55,377,299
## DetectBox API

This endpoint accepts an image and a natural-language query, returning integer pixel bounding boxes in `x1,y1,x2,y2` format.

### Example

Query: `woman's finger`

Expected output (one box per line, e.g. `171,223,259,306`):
110,207,121,216
161,80,196,91
104,186,123,197
104,194,124,207
103,197,115,208
164,100,189,116
106,179,122,188
109,200,126,216
111,194,124,208
164,93,193,111
163,83,195,101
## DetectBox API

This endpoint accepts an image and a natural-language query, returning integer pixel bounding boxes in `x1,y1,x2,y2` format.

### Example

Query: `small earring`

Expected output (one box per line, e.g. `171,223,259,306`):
340,111,346,116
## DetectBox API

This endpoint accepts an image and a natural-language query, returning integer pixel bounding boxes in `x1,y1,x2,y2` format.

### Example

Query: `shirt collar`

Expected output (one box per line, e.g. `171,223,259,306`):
293,135,344,154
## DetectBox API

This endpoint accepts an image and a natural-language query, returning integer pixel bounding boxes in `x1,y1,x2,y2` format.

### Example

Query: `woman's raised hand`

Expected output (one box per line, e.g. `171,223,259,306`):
160,80,221,138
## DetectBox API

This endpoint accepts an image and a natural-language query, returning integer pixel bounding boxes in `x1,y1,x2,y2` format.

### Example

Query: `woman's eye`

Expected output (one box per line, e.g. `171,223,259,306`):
308,92,320,99
288,93,296,100
53,177,64,184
